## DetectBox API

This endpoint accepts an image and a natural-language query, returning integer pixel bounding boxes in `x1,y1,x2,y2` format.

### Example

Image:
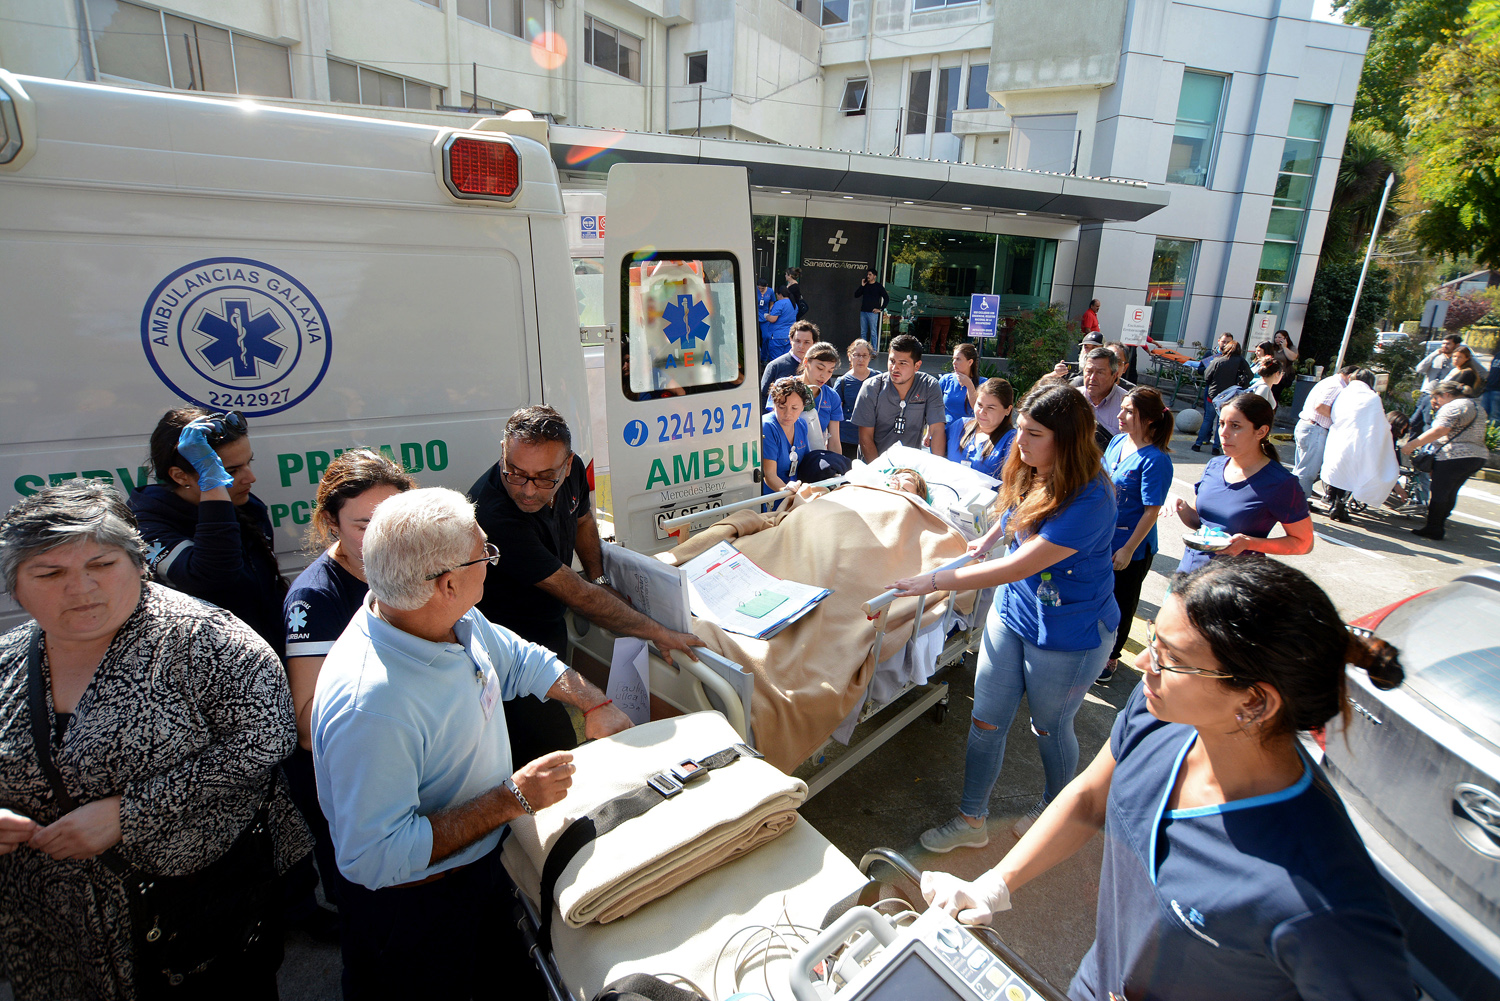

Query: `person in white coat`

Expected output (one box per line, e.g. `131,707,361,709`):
1319,371,1396,523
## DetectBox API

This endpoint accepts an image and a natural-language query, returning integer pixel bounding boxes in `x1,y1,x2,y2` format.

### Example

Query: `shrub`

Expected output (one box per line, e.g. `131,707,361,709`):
1004,305,1074,395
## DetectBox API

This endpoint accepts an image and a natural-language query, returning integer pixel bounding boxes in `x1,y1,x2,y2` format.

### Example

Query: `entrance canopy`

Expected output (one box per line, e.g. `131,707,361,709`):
550,126,1168,223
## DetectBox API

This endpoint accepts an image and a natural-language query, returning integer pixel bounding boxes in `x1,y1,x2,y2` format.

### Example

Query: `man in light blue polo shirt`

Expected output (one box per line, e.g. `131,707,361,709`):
312,486,631,1000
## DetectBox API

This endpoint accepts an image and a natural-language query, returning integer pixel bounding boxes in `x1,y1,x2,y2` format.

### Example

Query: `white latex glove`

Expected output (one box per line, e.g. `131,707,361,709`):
920,869,1012,926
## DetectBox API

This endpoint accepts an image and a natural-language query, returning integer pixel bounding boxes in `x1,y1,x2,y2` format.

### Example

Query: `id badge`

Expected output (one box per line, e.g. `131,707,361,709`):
479,667,501,721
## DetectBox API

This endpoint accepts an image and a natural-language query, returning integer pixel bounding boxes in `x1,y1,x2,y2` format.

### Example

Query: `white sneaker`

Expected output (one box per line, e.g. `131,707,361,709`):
1011,799,1048,838
920,815,989,853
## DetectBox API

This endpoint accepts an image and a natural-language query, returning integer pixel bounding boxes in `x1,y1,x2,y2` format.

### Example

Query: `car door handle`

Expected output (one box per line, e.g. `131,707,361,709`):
1453,783,1500,858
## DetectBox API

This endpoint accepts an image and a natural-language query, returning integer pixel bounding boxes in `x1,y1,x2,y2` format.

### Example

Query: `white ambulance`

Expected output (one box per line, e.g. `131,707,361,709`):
0,70,762,620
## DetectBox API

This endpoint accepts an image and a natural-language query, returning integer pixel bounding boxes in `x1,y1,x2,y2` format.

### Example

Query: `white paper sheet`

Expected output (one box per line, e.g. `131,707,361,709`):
678,540,831,640
606,637,652,725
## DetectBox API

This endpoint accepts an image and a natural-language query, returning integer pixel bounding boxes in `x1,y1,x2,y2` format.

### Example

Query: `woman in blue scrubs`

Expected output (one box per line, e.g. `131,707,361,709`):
921,558,1411,1001
1097,387,1174,684
939,343,981,446
762,377,812,501
946,377,1015,477
890,385,1118,850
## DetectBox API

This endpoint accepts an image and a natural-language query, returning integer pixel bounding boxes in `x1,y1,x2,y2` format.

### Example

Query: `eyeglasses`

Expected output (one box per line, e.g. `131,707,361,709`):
425,542,500,580
1144,621,1237,680
204,410,248,445
501,467,566,490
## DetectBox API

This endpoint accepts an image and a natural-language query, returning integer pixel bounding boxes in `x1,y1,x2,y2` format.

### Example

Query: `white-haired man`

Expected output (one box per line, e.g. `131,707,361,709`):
312,487,631,999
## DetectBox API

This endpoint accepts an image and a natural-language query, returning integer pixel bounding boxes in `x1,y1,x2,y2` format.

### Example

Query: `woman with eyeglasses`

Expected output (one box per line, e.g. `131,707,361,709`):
281,450,415,921
130,408,288,657
922,557,1411,1001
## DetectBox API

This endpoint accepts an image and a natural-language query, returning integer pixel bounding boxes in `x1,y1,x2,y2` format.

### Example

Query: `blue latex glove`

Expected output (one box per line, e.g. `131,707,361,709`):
176,421,234,492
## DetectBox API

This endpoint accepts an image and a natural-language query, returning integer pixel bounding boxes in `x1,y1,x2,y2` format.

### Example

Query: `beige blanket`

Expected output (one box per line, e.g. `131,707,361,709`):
505,712,806,928
665,484,971,773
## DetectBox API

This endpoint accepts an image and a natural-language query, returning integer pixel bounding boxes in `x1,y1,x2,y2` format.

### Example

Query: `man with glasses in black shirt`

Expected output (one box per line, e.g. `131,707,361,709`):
469,407,704,757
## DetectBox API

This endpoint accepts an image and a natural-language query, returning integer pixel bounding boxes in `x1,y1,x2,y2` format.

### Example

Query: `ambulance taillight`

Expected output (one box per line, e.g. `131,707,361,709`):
442,135,520,201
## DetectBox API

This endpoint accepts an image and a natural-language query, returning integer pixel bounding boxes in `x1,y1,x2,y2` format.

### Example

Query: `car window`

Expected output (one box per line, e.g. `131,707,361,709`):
1377,581,1500,746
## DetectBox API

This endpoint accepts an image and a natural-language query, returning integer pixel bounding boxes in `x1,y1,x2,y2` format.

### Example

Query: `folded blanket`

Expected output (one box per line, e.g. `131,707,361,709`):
505,712,806,928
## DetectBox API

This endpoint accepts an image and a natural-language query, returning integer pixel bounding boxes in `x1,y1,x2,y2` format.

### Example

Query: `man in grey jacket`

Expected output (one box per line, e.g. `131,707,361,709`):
1412,334,1460,436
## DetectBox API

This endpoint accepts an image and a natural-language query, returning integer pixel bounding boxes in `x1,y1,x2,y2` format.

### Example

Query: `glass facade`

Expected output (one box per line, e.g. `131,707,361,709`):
1147,238,1197,342
1252,102,1328,334
87,0,293,98
1167,71,1226,186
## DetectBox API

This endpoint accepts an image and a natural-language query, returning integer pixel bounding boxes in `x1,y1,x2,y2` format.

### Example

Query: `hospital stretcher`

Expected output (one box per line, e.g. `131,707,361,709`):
567,477,991,797
506,823,1066,1001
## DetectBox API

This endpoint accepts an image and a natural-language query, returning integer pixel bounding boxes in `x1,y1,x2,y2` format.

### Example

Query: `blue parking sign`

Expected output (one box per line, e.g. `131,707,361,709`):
969,294,1000,338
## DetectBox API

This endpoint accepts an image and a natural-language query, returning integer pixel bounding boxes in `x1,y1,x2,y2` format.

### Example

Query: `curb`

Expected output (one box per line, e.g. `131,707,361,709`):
1478,468,1500,485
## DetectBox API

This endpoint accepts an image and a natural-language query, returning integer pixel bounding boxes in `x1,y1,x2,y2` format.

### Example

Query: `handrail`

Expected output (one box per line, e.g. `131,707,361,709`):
657,475,849,530
862,553,976,617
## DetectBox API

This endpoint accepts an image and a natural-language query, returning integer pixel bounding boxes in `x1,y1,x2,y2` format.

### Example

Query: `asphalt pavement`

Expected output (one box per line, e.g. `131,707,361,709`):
6,437,1495,1001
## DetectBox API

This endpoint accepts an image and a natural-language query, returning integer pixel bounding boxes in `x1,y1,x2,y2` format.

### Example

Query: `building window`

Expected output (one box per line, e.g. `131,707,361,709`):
914,0,976,9
1252,101,1329,333
328,59,438,109
1010,114,1076,173
585,17,641,82
461,92,512,112
906,70,930,135
840,78,868,116
966,63,994,110
934,67,960,133
686,52,707,85
821,0,850,25
1167,70,1226,186
459,0,544,39
85,0,292,98
1147,238,1197,343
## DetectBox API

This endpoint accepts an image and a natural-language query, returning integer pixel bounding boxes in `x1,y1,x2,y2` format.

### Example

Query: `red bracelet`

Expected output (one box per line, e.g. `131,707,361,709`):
584,699,613,717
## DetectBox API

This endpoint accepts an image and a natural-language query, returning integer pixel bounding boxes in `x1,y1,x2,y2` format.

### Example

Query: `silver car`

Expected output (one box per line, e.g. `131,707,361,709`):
1323,565,1500,1000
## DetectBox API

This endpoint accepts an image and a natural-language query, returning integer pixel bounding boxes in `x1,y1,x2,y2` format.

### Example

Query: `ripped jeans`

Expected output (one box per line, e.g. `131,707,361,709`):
959,610,1112,819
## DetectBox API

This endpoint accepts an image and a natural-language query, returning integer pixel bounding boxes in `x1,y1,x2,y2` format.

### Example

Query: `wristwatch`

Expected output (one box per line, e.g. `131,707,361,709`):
503,777,533,815
591,573,611,587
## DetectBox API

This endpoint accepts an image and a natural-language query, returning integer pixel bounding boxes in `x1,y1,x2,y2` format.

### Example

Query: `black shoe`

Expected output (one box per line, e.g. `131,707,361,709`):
1191,443,1203,452
1095,661,1118,685
297,905,342,944
1328,504,1351,523
1212,447,1222,456
1411,526,1445,541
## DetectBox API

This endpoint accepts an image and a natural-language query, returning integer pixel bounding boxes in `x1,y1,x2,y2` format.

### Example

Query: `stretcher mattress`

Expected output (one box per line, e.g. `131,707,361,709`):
504,817,867,1000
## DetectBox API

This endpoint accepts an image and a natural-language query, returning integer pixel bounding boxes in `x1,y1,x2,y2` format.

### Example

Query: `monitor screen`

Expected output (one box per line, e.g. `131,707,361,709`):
862,950,969,999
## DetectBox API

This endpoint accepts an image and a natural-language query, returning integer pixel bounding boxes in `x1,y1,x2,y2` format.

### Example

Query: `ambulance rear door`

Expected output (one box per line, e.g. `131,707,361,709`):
602,164,761,554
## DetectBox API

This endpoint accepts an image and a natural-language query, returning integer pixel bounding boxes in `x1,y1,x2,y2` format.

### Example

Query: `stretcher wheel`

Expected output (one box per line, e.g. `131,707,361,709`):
931,698,949,724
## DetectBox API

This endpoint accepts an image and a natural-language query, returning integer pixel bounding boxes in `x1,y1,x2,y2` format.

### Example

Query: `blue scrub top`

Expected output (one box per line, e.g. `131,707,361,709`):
1070,684,1408,1001
939,372,974,425
762,299,795,355
998,476,1120,650
761,411,809,494
834,371,869,421
1104,435,1173,560
946,421,1013,478
1177,456,1309,573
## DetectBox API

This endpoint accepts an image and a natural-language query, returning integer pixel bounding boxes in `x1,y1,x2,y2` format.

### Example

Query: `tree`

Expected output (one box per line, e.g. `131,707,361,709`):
1300,258,1393,368
1320,122,1403,261
1005,305,1073,394
1405,22,1500,265
1438,288,1496,329
1334,0,1473,136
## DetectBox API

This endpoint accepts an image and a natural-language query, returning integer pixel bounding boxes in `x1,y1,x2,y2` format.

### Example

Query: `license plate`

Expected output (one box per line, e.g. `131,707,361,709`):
655,500,723,540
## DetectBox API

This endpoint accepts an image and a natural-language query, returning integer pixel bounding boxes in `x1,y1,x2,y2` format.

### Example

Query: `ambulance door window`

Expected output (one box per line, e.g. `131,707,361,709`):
620,254,745,400
575,258,605,338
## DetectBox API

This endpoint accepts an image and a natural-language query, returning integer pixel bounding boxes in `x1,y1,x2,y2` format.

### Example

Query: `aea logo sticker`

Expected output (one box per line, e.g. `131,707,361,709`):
140,257,332,418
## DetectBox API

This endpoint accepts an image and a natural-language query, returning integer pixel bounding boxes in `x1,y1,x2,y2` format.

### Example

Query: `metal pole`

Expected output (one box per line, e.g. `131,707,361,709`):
1334,172,1395,372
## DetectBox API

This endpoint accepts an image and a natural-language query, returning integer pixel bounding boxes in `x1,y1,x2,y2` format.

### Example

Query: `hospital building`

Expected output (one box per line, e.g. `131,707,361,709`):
2,0,1367,354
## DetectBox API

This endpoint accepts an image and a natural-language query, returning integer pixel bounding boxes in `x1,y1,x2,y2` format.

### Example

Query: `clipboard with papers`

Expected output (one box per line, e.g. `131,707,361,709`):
679,540,831,640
